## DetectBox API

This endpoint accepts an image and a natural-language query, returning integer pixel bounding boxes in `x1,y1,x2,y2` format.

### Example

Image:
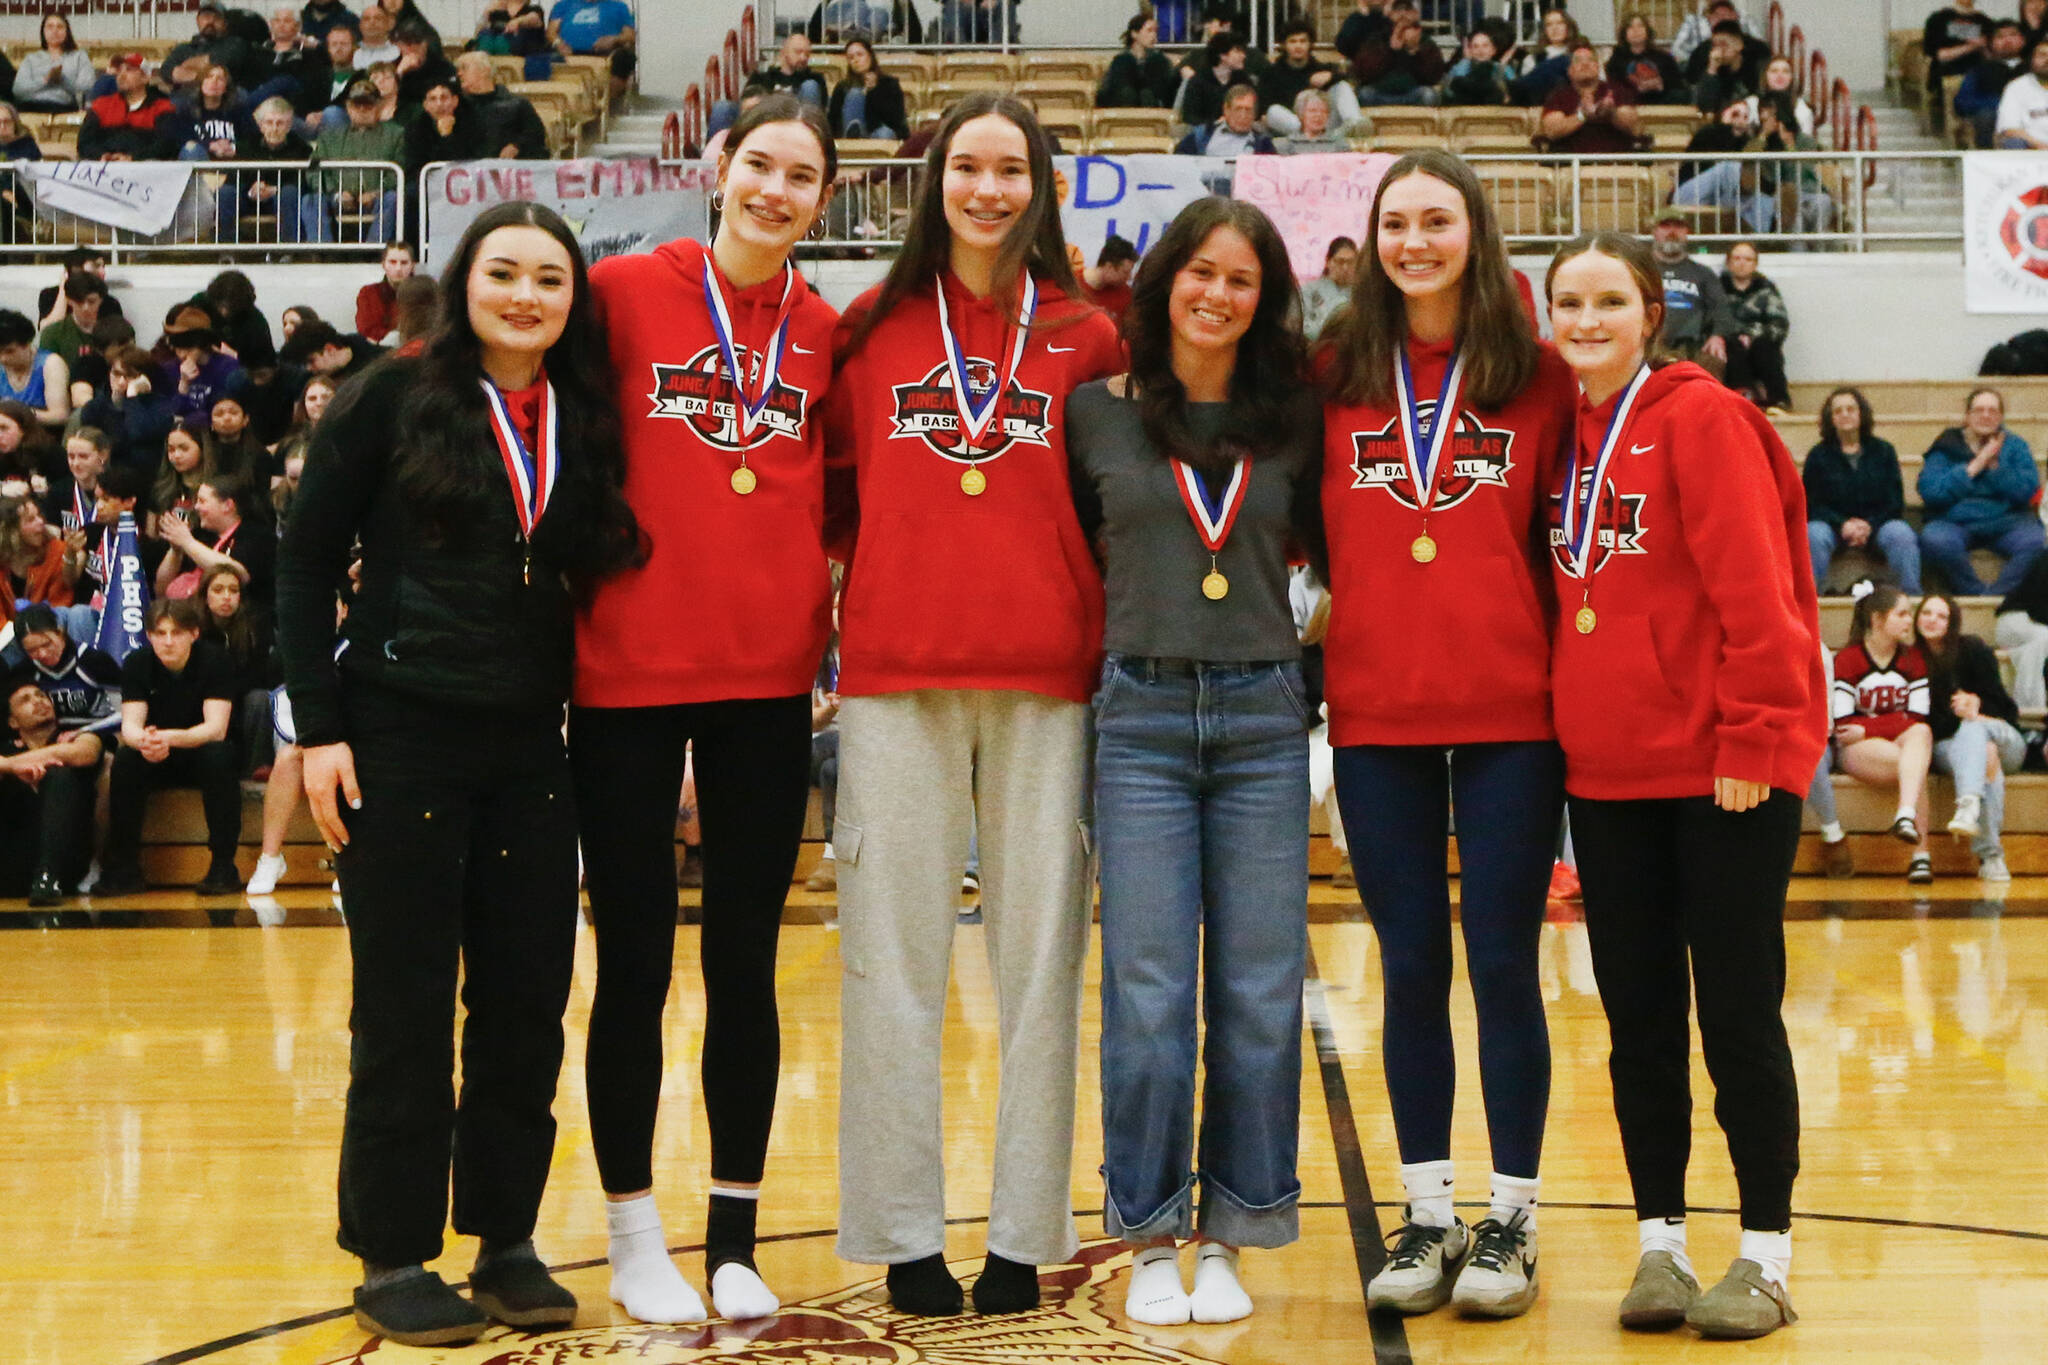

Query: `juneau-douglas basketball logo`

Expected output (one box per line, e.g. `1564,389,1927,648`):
648,348,809,451
1349,404,1516,511
1547,471,1648,573
890,360,1053,462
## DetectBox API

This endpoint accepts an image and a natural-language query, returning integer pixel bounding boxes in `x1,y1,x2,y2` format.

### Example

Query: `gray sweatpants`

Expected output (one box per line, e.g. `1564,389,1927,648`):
834,688,1092,1267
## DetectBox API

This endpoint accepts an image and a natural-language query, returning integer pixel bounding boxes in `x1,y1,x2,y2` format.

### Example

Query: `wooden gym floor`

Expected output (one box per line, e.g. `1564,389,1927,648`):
3,879,2045,1364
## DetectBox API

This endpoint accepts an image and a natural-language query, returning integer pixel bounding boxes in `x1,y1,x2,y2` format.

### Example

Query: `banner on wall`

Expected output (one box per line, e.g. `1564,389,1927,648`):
1232,152,1398,281
421,157,716,266
19,160,193,236
1964,151,2048,313
1053,154,1229,267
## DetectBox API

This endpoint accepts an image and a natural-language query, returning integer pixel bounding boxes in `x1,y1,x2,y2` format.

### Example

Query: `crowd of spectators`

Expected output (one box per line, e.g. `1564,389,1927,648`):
1927,0,2048,146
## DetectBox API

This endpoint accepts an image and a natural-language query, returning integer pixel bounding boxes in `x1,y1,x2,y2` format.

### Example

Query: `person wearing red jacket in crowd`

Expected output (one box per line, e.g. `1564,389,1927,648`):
569,96,839,1329
1545,230,1827,1342
823,93,1121,1320
1831,581,1935,881
78,54,181,160
355,241,415,344
1317,149,1575,1323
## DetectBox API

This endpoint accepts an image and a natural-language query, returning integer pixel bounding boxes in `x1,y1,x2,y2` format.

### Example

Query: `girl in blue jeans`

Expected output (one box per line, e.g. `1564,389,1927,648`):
1069,197,1324,1327
1916,592,2024,881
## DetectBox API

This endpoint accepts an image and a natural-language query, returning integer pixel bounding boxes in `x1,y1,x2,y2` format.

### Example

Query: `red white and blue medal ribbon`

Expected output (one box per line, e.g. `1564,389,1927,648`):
1394,345,1468,517
68,481,88,533
936,272,1036,454
1560,363,1651,582
480,376,559,554
1173,456,1250,599
701,255,796,449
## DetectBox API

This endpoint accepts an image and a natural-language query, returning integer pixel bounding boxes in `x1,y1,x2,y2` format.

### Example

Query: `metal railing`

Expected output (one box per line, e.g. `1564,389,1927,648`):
0,159,404,255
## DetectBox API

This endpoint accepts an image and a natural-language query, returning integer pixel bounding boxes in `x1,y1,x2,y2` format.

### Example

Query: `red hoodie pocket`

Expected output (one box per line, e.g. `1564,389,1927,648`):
1552,611,1686,759
1328,551,1549,721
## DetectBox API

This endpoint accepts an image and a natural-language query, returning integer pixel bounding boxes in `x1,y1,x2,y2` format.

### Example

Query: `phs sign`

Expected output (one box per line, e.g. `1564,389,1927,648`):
1965,152,2048,313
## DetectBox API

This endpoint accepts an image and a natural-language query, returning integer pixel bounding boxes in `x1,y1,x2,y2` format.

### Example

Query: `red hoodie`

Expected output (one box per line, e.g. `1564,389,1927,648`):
575,237,839,707
1547,362,1827,800
824,274,1121,703
1319,337,1577,747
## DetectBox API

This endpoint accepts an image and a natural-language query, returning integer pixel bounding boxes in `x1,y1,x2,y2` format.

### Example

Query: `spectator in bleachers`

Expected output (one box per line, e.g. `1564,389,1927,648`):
1098,12,1179,109
37,273,104,379
356,241,414,343
95,596,240,896
1077,234,1138,321
1833,582,1935,882
279,304,319,340
1743,96,1833,234
300,0,359,44
255,5,326,102
163,1,257,94
1507,6,1577,106
0,396,55,494
1916,591,2020,881
1352,4,1446,107
0,307,68,430
38,248,120,328
753,31,823,110
1671,95,1753,205
1276,86,1351,152
1684,4,1768,89
1917,386,2045,595
549,0,638,103
207,393,265,475
81,345,172,476
0,493,78,615
405,73,488,170
226,96,316,241
48,425,108,538
1804,386,1916,593
0,101,33,242
1924,0,1989,136
1993,38,2048,148
79,54,181,161
1688,21,1755,117
827,39,905,141
1994,546,2048,709
1539,41,1642,153
2023,0,2048,52
1262,18,1365,133
148,421,210,540
1606,12,1688,105
278,317,377,383
1335,0,1393,63
455,51,548,157
1718,241,1789,410
1175,82,1275,155
1744,55,1813,136
307,25,357,129
268,373,332,521
158,472,272,620
1181,29,1256,126
1954,19,2026,148
1648,210,1732,366
157,304,241,427
387,276,438,355
477,0,553,64
1298,233,1354,339
0,672,104,906
309,79,405,243
392,19,456,105
87,460,147,572
936,0,1019,45
1440,26,1511,106
15,11,95,113
11,600,120,728
175,62,255,162
1670,0,1762,66
355,3,399,66
195,559,274,769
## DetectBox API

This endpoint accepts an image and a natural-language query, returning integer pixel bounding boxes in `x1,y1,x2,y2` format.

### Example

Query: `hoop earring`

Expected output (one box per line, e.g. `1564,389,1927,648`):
808,214,826,240
710,188,725,213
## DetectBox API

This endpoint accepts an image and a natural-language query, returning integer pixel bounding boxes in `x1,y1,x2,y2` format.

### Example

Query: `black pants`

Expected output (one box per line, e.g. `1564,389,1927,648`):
1569,790,1803,1231
572,695,812,1192
1723,335,1790,409
334,684,579,1266
0,763,99,893
811,726,838,843
106,740,241,872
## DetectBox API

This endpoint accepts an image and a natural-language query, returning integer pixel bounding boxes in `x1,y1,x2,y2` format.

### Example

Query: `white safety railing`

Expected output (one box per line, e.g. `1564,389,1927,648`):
755,0,1289,52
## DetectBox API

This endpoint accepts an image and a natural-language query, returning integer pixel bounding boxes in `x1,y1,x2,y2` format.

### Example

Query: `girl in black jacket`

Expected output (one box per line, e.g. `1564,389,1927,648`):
276,200,639,1349
826,38,907,139
1917,592,2023,881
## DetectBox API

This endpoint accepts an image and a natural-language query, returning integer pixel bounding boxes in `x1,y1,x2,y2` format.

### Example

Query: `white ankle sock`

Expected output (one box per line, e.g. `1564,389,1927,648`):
1125,1245,1191,1326
711,1261,780,1320
1819,821,1844,843
1399,1159,1456,1228
1896,804,1916,824
1189,1243,1253,1323
1638,1216,1694,1280
605,1195,706,1324
1738,1228,1792,1290
820,841,835,861
1488,1172,1539,1232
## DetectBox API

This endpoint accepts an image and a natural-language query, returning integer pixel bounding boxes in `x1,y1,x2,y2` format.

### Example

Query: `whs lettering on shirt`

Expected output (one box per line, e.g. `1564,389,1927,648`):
1830,644,1929,720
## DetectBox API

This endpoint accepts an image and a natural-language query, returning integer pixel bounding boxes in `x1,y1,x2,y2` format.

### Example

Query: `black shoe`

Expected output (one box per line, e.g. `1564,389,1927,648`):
353,1270,487,1347
196,859,242,896
469,1249,577,1329
27,871,65,907
91,867,146,898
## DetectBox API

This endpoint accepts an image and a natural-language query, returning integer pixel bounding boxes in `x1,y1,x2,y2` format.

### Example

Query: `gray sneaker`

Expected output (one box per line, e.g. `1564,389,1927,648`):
1685,1259,1798,1339
1617,1250,1699,1331
1451,1211,1537,1318
1979,853,2012,883
1367,1213,1468,1314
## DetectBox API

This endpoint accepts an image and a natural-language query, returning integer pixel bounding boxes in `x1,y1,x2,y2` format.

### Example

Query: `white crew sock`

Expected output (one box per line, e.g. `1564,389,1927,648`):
1189,1243,1253,1323
1819,821,1844,843
1896,804,1916,825
605,1194,706,1324
1488,1172,1539,1232
712,1262,780,1320
1638,1215,1694,1280
1399,1159,1456,1228
1738,1227,1792,1290
1124,1245,1191,1326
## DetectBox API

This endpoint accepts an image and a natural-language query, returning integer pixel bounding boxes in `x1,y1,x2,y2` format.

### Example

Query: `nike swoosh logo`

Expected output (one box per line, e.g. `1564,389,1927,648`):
1630,443,1655,454
1048,345,1077,353
790,343,815,354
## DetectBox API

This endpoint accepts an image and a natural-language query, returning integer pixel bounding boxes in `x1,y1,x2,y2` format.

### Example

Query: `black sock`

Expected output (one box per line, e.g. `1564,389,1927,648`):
971,1252,1039,1314
705,1192,759,1275
886,1253,963,1316
361,1261,427,1291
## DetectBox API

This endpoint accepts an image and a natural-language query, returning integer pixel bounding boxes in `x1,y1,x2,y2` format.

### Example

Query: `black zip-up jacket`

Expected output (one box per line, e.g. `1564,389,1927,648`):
276,357,576,747
1927,634,2020,740
1801,436,1904,531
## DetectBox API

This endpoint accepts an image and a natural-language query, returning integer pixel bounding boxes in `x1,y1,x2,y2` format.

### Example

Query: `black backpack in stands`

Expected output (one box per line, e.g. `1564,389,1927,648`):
1981,329,2048,376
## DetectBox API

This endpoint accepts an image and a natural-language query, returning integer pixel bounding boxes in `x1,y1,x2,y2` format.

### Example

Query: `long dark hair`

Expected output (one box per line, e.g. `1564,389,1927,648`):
712,93,836,233
1847,581,1906,651
150,420,214,515
1818,385,1872,448
838,93,1083,361
1126,196,1305,475
1915,591,1964,679
359,200,640,583
198,561,258,664
1321,150,1538,410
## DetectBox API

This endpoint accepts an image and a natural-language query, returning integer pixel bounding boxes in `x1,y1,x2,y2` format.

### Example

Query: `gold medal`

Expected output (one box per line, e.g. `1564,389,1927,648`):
1411,534,1437,564
1202,570,1230,600
961,466,987,496
731,465,757,495
1575,605,1597,635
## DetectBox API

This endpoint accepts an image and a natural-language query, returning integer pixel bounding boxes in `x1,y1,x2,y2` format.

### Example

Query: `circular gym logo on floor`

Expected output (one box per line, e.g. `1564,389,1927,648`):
312,1242,1229,1364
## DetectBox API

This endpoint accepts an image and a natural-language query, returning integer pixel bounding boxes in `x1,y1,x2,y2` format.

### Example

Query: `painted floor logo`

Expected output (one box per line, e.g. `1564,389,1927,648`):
313,1242,1228,1364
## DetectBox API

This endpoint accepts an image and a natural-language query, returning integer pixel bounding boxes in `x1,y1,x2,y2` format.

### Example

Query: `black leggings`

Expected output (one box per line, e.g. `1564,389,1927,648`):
1569,789,1803,1231
571,695,812,1193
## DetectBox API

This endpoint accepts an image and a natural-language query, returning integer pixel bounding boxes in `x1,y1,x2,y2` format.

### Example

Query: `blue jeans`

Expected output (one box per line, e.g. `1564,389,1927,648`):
305,189,399,245
1920,513,2047,595
215,182,307,244
1932,717,2026,859
1332,740,1563,1178
1095,654,1310,1248
1808,517,1921,592
1358,85,1439,106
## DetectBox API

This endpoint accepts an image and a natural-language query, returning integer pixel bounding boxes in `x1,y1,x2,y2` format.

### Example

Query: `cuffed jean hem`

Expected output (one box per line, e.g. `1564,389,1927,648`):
1195,1173,1301,1249
1103,1172,1195,1244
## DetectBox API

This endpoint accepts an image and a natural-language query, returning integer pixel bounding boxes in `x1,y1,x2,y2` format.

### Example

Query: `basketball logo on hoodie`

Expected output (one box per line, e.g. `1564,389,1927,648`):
1546,467,1648,572
1349,404,1514,509
890,358,1053,461
647,348,808,451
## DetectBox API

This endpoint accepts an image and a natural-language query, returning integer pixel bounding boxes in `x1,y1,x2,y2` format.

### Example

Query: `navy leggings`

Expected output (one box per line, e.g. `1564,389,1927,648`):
1332,741,1563,1179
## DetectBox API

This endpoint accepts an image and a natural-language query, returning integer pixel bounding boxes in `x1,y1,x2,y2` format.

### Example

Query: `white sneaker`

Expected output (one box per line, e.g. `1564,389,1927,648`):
1451,1211,1538,1318
246,852,289,896
1978,853,2011,882
1948,794,1983,839
1367,1213,1468,1313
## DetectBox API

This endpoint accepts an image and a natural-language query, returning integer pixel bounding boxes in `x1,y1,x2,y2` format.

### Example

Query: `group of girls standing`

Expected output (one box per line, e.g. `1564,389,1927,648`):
276,93,1826,1351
